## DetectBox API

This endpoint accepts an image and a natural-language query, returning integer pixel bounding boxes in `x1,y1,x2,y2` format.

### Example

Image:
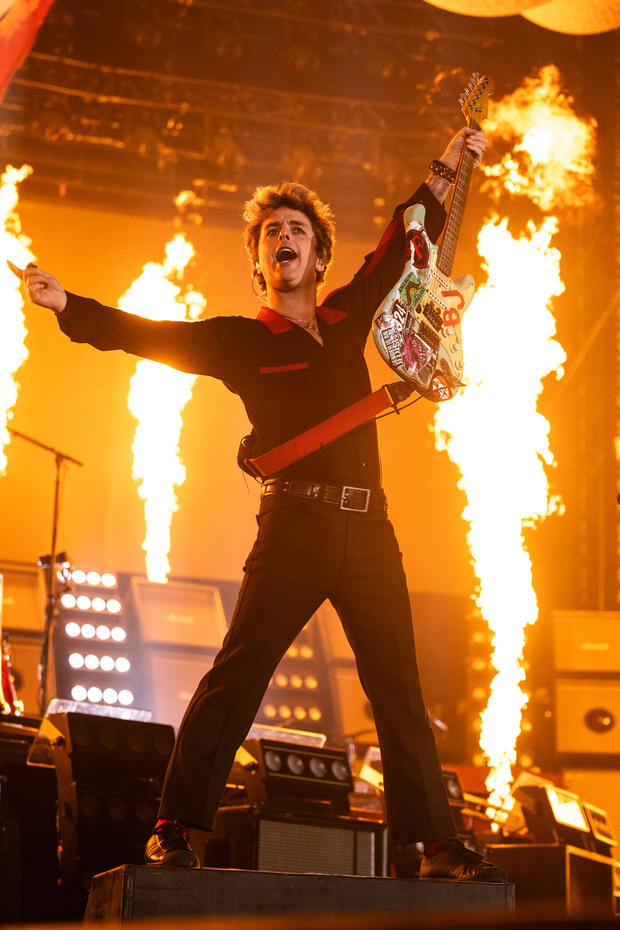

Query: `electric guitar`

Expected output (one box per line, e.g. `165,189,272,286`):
373,72,494,401
0,573,23,716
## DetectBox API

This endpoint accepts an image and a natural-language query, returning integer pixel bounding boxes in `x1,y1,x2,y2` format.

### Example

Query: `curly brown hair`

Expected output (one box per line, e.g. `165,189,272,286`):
243,181,335,295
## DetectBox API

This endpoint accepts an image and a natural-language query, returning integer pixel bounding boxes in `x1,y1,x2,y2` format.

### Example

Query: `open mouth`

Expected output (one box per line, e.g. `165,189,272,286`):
276,246,297,262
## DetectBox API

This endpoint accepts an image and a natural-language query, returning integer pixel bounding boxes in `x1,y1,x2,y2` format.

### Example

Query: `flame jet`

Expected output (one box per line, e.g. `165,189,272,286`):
0,164,34,474
119,234,205,583
434,66,596,819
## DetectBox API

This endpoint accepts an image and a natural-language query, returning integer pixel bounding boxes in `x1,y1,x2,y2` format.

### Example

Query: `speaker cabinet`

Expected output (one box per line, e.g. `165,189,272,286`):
142,646,216,729
209,805,387,876
131,578,227,648
553,611,620,674
487,843,615,918
0,565,45,632
555,679,620,758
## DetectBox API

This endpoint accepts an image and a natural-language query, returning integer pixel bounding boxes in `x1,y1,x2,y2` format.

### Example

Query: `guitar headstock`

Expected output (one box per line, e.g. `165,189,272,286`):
458,73,494,127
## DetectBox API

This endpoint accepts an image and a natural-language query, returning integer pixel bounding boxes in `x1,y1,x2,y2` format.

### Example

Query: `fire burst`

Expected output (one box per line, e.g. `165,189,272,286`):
434,67,596,817
120,234,205,583
0,164,34,474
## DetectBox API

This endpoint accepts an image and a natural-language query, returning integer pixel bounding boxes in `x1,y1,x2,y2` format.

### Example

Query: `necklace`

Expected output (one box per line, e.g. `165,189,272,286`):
282,313,319,332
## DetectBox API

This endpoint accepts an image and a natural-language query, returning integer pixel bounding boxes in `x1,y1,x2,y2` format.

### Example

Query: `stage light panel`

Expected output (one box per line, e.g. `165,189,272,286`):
547,786,590,832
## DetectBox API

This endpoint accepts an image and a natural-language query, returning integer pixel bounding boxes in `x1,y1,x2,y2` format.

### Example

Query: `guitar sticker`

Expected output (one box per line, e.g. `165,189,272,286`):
399,272,426,310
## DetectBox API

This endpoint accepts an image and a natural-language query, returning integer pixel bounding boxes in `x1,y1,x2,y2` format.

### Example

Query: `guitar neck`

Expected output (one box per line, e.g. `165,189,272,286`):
436,118,480,278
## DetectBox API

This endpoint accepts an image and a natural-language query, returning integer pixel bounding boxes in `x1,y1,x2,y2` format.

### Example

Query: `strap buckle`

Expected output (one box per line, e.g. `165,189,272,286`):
340,486,371,513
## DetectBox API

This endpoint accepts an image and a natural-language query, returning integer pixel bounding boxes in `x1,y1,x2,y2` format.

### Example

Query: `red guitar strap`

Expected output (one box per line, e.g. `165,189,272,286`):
245,381,413,480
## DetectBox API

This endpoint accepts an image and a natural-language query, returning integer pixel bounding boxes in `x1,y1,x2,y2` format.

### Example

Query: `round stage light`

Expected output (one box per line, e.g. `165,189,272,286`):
290,674,303,689
330,759,349,782
68,653,85,669
293,706,306,720
309,757,327,778
115,657,131,673
101,572,117,588
264,750,282,772
304,675,318,690
71,684,87,701
81,623,96,639
106,598,122,614
103,688,118,704
72,569,86,585
77,595,92,610
91,597,106,612
308,707,322,721
286,753,304,775
111,627,126,642
87,686,103,703
61,593,77,609
96,625,111,640
275,673,288,688
86,571,101,586
118,689,134,706
100,655,115,672
65,622,80,638
85,654,99,670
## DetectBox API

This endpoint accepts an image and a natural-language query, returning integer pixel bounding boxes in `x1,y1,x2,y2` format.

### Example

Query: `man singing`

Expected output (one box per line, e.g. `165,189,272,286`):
17,125,506,881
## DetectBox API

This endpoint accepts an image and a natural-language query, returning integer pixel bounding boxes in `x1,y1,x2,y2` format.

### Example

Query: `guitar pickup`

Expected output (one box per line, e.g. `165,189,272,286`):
422,302,443,332
418,321,440,351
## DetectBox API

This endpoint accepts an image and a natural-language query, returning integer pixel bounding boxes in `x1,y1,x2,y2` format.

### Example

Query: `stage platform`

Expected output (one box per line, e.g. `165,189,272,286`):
84,864,515,923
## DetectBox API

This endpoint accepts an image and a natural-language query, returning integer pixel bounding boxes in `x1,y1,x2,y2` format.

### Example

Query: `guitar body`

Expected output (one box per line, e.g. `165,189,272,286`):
373,72,493,402
373,204,474,402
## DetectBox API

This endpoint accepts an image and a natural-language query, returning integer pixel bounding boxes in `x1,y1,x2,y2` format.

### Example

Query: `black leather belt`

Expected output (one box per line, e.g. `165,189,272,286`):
261,479,386,513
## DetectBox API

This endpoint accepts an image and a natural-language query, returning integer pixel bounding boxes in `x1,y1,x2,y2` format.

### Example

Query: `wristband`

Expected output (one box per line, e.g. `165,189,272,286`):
428,159,457,184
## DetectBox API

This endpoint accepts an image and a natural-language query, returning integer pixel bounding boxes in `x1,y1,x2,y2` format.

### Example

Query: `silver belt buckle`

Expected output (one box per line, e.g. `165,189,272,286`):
340,486,370,513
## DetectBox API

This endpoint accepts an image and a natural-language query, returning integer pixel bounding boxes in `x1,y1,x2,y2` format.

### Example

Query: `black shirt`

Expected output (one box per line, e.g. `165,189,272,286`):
59,183,445,487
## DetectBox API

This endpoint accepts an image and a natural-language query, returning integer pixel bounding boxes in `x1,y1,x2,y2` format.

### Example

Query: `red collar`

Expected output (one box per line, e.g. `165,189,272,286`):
256,304,347,334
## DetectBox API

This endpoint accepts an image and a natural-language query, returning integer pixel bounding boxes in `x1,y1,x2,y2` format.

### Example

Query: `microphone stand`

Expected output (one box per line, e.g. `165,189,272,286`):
8,428,84,714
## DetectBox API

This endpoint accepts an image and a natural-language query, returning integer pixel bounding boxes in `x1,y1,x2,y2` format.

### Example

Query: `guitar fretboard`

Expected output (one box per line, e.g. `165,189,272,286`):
437,118,480,278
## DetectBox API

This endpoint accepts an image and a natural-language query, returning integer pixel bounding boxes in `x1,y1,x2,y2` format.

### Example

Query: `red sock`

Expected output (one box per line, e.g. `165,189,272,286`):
155,818,189,837
424,836,456,857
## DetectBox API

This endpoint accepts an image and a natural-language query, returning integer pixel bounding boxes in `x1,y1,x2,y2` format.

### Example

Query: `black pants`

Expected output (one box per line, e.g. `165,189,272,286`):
158,495,455,845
